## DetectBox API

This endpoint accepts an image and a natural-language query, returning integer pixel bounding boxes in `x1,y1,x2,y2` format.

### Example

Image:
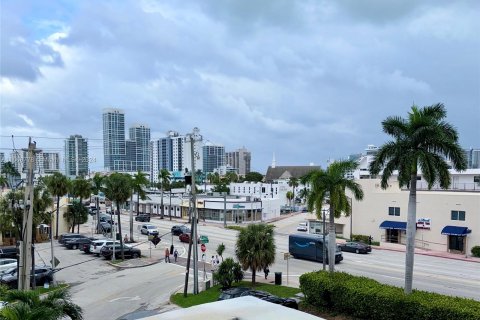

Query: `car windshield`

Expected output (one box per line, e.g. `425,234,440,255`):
147,226,156,229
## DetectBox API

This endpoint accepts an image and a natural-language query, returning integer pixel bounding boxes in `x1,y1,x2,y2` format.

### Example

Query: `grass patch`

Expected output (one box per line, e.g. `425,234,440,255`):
225,226,244,231
170,281,301,308
35,283,68,295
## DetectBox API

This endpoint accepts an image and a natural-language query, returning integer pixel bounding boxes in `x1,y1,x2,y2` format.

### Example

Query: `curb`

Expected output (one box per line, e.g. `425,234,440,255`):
107,258,161,269
372,246,480,263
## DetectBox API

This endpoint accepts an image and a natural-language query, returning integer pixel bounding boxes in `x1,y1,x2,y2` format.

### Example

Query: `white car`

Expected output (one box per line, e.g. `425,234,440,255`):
297,222,308,232
90,239,123,256
140,224,159,236
0,259,17,274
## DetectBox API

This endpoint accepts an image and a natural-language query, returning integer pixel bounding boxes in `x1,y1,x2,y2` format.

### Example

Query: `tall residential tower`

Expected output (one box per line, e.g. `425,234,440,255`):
103,108,126,171
65,135,89,177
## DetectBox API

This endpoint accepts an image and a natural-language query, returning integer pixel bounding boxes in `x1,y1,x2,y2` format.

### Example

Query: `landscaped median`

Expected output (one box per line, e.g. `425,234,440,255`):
300,271,480,320
170,281,301,308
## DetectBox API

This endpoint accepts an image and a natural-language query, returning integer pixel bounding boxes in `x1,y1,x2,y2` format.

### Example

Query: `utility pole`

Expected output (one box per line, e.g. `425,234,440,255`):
169,189,172,221
223,194,227,228
19,138,37,291
190,133,199,295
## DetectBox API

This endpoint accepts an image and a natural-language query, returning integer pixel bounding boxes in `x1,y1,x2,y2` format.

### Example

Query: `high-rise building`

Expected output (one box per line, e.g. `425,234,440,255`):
103,108,126,171
9,151,59,174
42,152,60,173
65,135,89,177
203,142,225,174
226,147,251,176
128,124,150,172
464,148,480,169
171,133,184,172
0,153,4,171
183,127,203,174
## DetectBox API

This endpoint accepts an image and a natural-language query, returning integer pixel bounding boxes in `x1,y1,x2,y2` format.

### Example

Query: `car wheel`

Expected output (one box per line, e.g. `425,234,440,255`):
355,249,359,254
133,253,139,259
73,244,78,250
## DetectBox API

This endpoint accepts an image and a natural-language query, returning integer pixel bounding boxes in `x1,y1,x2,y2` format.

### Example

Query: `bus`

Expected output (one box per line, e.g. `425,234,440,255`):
288,233,343,263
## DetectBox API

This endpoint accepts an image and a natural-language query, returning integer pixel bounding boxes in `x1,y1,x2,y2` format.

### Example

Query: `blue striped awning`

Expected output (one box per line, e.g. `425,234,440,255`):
441,226,471,236
379,220,407,230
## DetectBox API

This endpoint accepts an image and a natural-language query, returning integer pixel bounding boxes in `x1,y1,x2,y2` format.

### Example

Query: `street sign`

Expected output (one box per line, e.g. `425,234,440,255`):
151,235,161,247
284,252,291,260
50,257,60,267
201,243,206,252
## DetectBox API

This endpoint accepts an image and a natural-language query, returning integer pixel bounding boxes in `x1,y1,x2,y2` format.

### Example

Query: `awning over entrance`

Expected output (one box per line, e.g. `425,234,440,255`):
441,226,471,236
379,220,407,230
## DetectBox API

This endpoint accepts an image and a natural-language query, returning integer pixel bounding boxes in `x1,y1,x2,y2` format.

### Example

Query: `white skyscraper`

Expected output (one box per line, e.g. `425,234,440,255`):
103,108,126,171
65,134,89,177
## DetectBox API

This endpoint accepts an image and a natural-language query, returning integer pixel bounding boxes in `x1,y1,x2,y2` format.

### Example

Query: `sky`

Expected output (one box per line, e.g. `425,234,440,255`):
1,0,479,173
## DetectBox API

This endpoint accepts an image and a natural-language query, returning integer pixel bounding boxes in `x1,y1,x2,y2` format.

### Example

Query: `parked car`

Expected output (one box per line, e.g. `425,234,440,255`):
218,288,299,310
140,224,159,236
171,225,190,236
64,237,96,250
135,214,151,222
100,244,141,260
0,259,17,274
296,222,308,232
90,239,121,256
0,266,54,289
59,233,89,244
0,247,17,259
338,241,372,254
98,222,112,233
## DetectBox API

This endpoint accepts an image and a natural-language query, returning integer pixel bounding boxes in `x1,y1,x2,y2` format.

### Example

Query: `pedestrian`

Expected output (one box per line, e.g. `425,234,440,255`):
215,254,220,265
210,255,215,272
368,235,372,245
264,266,270,280
124,234,129,243
174,249,178,262
165,247,170,263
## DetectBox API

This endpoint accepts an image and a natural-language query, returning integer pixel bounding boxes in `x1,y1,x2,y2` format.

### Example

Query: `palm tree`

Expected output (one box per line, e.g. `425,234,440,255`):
286,191,294,207
70,177,91,233
1,161,20,189
132,171,149,240
0,287,83,320
235,223,276,286
306,160,364,273
158,169,171,220
104,173,132,260
90,173,104,233
0,176,8,191
44,172,69,239
369,103,466,294
288,177,299,204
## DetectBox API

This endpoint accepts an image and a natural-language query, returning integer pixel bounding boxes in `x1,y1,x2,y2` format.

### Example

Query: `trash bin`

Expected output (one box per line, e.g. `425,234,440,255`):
275,272,282,285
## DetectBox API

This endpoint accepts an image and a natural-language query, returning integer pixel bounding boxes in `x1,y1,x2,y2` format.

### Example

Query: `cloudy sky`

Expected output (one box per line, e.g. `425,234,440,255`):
1,0,479,172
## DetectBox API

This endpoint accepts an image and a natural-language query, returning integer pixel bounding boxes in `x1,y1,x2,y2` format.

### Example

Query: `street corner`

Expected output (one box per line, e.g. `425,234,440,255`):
107,257,161,269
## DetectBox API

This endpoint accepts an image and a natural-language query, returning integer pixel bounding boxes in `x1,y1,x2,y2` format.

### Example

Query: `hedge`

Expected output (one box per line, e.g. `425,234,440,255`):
471,246,480,258
351,234,380,246
300,271,480,320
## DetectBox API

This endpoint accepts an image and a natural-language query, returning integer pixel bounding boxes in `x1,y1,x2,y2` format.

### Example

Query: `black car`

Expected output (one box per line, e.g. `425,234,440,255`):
100,245,141,260
0,266,54,289
218,288,299,310
98,222,112,233
64,237,96,250
58,233,89,244
0,247,17,259
338,241,372,254
135,214,151,222
171,225,190,236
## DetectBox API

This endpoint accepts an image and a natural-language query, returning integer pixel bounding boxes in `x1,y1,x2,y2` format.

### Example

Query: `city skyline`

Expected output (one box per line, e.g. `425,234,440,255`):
1,1,479,172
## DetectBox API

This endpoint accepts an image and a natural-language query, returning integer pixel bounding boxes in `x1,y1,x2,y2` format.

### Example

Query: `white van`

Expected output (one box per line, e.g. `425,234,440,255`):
90,239,127,256
297,222,308,232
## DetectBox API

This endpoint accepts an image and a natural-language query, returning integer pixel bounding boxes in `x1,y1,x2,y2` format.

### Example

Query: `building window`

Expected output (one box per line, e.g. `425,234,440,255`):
388,207,400,216
474,176,480,183
451,210,466,221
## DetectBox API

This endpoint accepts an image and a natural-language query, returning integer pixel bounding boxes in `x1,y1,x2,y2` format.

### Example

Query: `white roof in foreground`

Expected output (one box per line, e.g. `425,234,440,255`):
141,296,324,320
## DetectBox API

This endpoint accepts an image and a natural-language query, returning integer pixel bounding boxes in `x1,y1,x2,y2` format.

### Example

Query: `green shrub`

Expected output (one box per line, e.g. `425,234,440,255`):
213,258,244,289
471,245,480,257
226,225,244,231
300,271,480,320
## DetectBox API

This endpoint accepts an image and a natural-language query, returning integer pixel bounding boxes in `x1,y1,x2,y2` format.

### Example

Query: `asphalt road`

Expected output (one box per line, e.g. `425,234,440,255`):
34,211,480,320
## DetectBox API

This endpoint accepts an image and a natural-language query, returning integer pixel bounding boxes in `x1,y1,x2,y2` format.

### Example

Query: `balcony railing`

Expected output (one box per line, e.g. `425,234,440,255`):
402,182,480,192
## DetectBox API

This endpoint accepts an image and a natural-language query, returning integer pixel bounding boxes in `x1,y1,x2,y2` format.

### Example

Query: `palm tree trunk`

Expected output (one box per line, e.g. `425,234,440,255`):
252,269,256,286
55,197,60,239
160,185,164,219
96,196,100,234
328,205,336,273
77,197,82,233
129,194,134,242
404,173,417,294
117,203,125,260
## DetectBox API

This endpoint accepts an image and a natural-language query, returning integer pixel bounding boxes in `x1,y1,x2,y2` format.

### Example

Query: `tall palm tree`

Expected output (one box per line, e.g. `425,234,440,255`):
44,172,69,239
0,287,83,320
70,177,91,233
286,191,294,207
104,173,132,260
235,223,276,286
158,169,171,220
131,171,149,240
288,177,299,204
369,103,466,294
0,176,8,191
1,161,20,189
306,160,364,273
90,173,104,233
